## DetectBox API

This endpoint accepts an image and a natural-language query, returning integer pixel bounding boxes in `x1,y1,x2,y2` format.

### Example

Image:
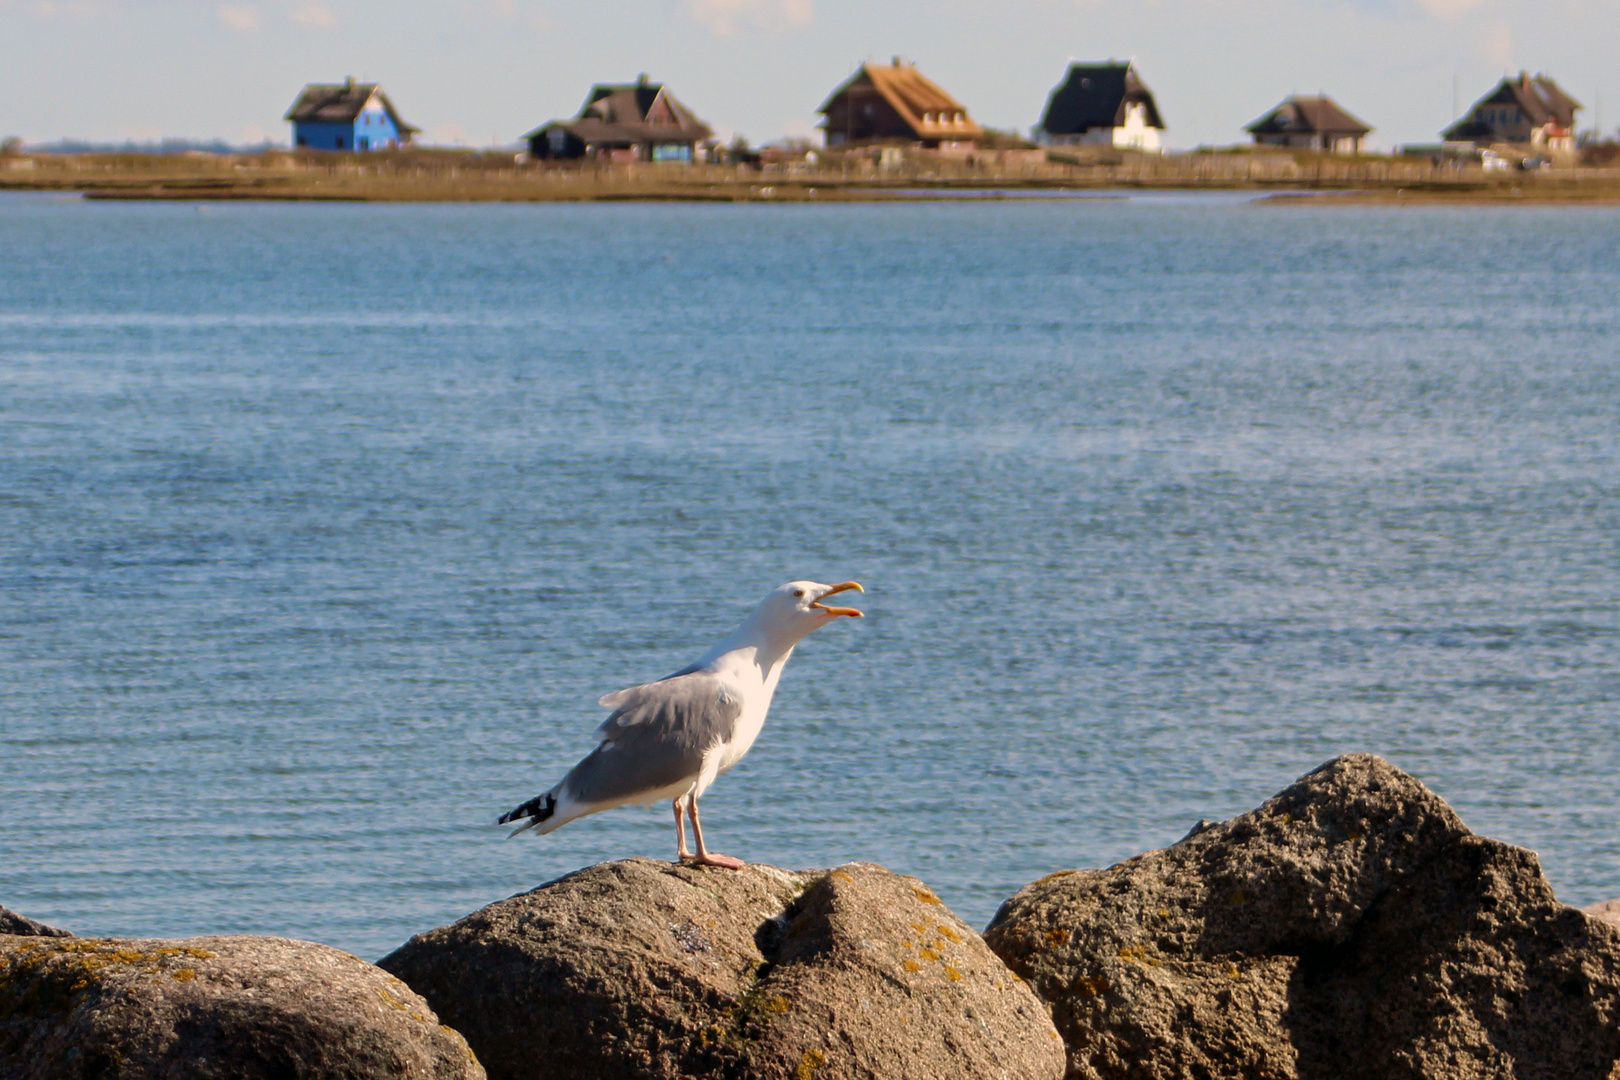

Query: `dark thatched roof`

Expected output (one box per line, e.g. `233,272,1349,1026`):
524,79,711,146
285,80,418,134
1039,62,1164,135
1247,95,1371,137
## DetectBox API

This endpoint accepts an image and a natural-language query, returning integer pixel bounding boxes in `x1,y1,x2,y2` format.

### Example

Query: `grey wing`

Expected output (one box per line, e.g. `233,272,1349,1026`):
560,672,743,807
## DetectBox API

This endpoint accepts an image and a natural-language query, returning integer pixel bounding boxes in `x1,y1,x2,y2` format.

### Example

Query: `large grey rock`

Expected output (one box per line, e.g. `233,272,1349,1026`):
0,933,483,1080
0,908,70,939
984,753,1620,1080
380,858,1063,1080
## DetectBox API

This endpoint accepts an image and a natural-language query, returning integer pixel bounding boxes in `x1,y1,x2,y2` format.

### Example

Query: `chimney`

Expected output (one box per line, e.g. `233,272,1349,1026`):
638,72,649,86
892,56,902,67
345,75,356,92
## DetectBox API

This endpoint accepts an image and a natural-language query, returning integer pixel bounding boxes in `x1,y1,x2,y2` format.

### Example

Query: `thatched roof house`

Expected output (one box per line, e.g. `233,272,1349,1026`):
1246,95,1371,154
819,59,982,150
1443,73,1581,154
1036,62,1164,152
526,76,712,162
285,78,416,151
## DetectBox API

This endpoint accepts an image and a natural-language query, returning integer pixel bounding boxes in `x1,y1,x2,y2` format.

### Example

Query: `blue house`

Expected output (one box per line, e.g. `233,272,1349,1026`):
285,78,417,151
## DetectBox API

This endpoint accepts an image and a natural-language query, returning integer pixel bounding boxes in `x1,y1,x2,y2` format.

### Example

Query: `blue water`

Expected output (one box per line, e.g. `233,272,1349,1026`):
3,191,1619,960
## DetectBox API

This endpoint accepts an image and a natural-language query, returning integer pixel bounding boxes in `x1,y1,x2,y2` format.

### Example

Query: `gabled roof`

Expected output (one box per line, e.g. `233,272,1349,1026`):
1039,62,1164,135
1444,73,1581,139
285,80,418,133
817,60,983,141
1246,95,1371,137
524,78,711,144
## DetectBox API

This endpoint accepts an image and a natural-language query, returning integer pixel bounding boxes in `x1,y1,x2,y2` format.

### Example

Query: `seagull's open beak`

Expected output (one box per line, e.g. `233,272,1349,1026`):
810,581,865,618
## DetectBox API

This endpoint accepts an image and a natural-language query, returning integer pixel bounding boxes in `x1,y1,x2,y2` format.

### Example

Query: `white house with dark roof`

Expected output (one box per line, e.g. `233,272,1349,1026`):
1246,95,1371,154
1035,62,1164,152
1443,73,1581,154
285,78,416,151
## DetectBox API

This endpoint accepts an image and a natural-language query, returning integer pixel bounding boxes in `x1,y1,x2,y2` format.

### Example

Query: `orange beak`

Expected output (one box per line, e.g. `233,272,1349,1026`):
810,581,865,618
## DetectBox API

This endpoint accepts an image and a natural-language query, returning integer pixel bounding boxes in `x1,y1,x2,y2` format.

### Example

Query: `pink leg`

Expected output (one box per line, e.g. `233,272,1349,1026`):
673,798,693,861
686,798,744,870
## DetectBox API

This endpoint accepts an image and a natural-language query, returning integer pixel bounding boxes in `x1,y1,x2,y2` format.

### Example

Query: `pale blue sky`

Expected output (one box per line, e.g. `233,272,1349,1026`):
2,0,1616,149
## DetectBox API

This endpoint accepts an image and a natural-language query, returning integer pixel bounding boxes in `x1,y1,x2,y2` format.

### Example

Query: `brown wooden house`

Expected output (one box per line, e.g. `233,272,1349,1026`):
818,59,982,150
525,75,712,163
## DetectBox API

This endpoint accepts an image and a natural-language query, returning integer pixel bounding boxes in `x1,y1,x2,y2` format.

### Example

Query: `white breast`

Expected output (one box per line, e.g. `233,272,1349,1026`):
706,648,790,783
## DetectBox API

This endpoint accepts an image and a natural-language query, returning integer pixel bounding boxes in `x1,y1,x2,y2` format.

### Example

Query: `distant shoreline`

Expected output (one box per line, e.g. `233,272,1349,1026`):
6,149,1620,205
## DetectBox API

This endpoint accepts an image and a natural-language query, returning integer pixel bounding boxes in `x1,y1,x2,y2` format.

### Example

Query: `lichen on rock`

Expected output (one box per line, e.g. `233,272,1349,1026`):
983,753,1620,1080
0,932,483,1079
380,858,1063,1080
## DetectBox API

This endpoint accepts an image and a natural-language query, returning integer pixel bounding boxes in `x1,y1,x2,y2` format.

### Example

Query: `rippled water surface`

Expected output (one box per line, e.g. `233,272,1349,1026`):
3,192,1619,958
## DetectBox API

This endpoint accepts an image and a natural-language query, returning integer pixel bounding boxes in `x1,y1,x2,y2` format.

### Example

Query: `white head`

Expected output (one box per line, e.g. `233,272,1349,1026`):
746,579,865,649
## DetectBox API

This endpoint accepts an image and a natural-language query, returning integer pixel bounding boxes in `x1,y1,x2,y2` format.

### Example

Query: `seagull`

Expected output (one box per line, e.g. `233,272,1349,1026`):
498,580,865,869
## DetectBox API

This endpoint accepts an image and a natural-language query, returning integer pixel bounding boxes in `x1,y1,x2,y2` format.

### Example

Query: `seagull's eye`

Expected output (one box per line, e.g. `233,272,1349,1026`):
793,589,805,598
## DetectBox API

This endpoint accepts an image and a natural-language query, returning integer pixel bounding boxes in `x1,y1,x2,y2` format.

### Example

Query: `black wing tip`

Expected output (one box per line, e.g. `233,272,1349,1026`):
498,792,556,826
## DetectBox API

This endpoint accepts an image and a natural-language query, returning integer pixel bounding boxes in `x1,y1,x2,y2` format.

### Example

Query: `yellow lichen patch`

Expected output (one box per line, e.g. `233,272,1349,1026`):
1117,946,1159,967
903,960,920,973
760,994,791,1014
792,1048,827,1080
937,925,962,943
1228,889,1246,906
720,1005,737,1018
944,966,963,982
171,969,196,982
918,948,939,962
377,986,430,1022
1035,870,1079,885
831,871,853,883
910,922,928,934
926,940,943,952
1044,928,1070,947
1074,974,1109,998
1281,812,1296,825
912,888,944,906
1347,827,1365,842
1156,908,1170,919
1227,963,1242,980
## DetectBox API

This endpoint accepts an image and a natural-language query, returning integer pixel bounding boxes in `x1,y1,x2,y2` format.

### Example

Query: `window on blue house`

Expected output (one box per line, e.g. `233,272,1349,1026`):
336,136,345,149
358,137,369,150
